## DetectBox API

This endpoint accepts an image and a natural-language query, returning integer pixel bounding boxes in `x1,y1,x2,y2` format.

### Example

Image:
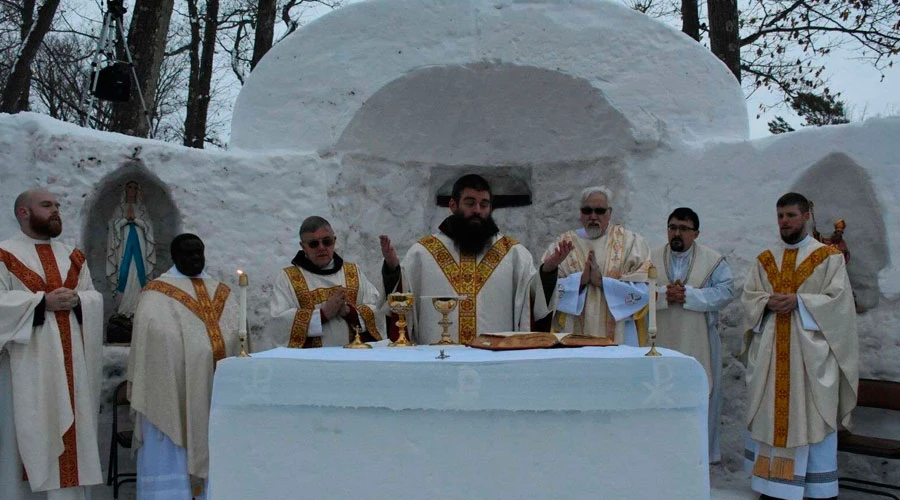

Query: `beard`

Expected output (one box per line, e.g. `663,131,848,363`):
30,214,62,238
669,237,685,252
440,212,500,255
780,227,805,245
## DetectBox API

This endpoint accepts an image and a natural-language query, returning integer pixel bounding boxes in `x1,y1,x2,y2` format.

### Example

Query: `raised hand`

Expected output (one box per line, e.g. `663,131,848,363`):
379,235,400,271
542,238,574,272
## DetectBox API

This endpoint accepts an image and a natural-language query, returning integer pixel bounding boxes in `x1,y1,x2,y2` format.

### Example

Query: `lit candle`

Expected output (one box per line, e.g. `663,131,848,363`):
647,264,657,335
237,270,248,335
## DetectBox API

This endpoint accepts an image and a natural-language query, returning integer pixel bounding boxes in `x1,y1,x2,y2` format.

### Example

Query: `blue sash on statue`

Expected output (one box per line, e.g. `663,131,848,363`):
117,223,147,292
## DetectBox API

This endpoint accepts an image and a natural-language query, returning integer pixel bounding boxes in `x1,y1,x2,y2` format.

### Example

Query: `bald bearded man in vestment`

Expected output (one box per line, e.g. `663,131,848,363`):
380,174,559,344
0,188,104,500
265,216,383,348
128,233,240,499
742,193,858,500
541,187,652,346
650,207,735,464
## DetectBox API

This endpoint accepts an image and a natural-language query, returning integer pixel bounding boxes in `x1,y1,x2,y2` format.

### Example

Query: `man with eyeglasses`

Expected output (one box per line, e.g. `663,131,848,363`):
265,216,382,348
741,193,857,500
650,207,735,464
540,186,651,346
379,174,551,344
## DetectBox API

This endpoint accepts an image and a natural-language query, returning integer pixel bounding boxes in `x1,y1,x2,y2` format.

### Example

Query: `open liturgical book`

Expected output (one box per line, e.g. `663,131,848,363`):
468,332,617,350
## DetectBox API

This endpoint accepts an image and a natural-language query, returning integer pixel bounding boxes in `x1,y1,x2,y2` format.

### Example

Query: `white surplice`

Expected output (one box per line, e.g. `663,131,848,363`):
544,226,651,346
0,232,103,500
390,232,548,345
127,267,240,499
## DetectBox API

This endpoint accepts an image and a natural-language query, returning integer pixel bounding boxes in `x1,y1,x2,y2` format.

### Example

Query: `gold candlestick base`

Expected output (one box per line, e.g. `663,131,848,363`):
644,341,662,357
238,333,251,358
344,326,373,349
388,293,416,347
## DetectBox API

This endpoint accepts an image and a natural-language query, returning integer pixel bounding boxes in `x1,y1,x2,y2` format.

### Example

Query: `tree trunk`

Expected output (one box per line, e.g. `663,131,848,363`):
681,0,700,42
250,0,277,71
708,0,741,81
16,0,37,111
0,0,60,113
184,0,219,148
109,0,176,138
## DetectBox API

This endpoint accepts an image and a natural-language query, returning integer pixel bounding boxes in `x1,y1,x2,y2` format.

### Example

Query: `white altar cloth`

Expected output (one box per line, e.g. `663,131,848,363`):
209,344,710,500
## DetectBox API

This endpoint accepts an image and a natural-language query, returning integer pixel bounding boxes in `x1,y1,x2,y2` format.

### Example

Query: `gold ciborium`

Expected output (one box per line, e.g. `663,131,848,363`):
344,325,373,349
430,297,458,345
387,292,415,347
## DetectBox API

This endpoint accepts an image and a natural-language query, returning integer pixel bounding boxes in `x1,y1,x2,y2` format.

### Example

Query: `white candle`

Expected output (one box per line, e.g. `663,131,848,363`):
237,270,248,335
647,264,658,335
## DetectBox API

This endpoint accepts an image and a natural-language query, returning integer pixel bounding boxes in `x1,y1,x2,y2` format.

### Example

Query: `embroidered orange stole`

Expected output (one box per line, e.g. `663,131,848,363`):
419,235,516,345
283,263,375,347
0,245,85,487
142,279,231,369
757,245,841,448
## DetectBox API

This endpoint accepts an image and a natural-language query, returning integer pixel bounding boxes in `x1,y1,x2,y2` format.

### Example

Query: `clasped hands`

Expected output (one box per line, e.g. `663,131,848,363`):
321,287,352,321
666,280,687,305
45,288,80,311
766,293,798,314
541,241,603,288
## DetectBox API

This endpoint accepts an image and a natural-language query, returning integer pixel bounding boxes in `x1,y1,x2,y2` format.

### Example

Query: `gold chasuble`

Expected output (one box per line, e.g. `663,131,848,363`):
543,225,651,344
266,261,383,349
391,232,548,345
128,275,240,480
0,233,104,497
741,237,858,477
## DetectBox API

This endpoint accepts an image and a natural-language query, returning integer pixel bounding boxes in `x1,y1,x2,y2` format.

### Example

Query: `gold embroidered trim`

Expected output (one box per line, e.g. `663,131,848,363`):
283,265,362,347
142,279,230,368
757,244,841,447
419,235,516,344
358,305,381,341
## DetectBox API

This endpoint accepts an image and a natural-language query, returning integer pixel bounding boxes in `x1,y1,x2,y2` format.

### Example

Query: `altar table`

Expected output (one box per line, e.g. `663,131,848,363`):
208,344,709,499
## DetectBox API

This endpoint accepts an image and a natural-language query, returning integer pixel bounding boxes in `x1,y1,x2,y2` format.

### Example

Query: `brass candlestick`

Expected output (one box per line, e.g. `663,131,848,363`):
387,292,415,347
238,332,251,358
430,297,459,345
645,264,661,357
344,325,373,349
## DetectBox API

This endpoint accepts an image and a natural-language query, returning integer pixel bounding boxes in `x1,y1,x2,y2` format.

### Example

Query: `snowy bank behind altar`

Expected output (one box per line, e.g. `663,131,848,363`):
1,0,899,489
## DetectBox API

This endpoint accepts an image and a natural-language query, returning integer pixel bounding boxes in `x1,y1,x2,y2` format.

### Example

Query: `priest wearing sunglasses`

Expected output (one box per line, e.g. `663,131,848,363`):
540,186,652,346
264,216,383,348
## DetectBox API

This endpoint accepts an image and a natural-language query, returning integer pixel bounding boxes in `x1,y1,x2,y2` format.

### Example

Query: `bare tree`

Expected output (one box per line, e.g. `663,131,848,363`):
183,0,220,148
251,0,276,70
0,0,60,113
708,0,739,80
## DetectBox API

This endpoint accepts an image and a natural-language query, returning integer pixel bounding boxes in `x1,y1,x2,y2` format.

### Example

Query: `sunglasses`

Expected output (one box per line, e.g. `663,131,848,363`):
303,237,335,249
667,224,696,232
580,207,609,215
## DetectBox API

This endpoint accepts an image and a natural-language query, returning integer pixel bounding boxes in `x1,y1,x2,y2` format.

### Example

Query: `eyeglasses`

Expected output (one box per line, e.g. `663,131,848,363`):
580,207,609,215
303,236,335,249
667,224,696,232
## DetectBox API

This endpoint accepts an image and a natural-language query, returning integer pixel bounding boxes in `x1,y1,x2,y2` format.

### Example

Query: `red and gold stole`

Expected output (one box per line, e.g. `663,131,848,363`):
757,245,841,449
419,235,516,345
143,279,231,369
283,263,361,348
0,245,85,487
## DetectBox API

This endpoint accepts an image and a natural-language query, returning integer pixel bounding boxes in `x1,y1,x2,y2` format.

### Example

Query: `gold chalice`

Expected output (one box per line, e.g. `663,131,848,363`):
387,292,415,347
430,297,458,345
344,325,373,349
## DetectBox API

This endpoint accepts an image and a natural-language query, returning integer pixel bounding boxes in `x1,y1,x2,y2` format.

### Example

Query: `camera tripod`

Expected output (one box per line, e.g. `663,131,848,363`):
79,0,153,138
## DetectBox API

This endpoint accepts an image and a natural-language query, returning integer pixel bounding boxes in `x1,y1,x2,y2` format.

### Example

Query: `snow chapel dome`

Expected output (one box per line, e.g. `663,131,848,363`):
231,0,749,156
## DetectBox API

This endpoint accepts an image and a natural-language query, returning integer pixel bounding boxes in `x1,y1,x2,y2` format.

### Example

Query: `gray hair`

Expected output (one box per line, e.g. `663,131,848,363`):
299,216,332,237
580,186,612,206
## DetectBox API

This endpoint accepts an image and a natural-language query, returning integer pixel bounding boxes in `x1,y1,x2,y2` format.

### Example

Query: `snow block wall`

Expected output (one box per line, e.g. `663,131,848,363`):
1,0,898,491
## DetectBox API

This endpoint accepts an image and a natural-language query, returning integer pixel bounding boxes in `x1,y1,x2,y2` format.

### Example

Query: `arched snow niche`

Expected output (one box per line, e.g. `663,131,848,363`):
791,152,888,308
335,63,638,166
81,160,182,321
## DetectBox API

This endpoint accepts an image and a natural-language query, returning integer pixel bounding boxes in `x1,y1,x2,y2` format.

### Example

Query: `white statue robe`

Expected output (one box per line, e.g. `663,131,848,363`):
544,226,651,346
106,197,155,316
127,269,240,499
741,235,858,494
0,232,104,500
389,233,549,345
265,260,383,349
652,242,735,462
